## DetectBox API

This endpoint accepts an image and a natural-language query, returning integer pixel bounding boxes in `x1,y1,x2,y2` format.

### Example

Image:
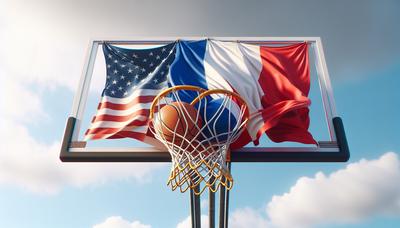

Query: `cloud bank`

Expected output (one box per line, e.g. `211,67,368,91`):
0,76,164,195
94,152,400,228
226,152,400,228
93,216,151,228
176,215,209,228
267,152,400,227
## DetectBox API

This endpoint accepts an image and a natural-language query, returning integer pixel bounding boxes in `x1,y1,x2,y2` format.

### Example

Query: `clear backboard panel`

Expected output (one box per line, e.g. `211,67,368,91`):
60,37,349,162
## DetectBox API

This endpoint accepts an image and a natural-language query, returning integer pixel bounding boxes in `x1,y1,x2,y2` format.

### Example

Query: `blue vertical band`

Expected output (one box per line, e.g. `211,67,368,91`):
169,40,208,103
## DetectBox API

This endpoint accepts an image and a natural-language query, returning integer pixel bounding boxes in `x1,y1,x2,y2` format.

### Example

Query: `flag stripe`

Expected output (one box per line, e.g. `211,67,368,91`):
88,131,147,140
88,116,148,129
85,120,149,135
91,109,150,123
204,40,264,141
97,95,156,111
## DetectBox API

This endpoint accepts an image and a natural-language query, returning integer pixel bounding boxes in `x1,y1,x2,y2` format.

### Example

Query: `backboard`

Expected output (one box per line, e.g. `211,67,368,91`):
60,37,349,163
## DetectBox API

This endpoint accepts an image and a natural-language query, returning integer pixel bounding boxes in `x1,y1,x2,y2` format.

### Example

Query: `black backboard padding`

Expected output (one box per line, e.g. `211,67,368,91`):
60,116,349,162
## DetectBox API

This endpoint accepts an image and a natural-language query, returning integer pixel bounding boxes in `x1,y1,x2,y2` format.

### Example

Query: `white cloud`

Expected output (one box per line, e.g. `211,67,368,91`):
229,207,270,228
84,152,400,228
205,152,400,228
0,116,164,194
93,216,151,228
0,78,47,124
0,1,85,91
0,65,164,195
267,152,400,228
176,215,209,228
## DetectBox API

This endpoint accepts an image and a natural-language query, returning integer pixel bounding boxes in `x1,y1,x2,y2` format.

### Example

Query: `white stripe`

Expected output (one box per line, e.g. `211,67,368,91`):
88,115,149,129
246,113,266,140
204,40,264,113
95,102,152,116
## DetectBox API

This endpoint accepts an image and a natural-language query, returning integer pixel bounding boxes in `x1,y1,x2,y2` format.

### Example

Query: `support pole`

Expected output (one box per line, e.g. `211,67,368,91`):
224,162,231,228
218,184,226,228
219,162,231,228
209,185,216,228
190,188,196,228
191,185,201,228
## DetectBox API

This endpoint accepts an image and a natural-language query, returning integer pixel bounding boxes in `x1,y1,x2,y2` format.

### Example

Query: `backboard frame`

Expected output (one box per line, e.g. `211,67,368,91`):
60,37,349,162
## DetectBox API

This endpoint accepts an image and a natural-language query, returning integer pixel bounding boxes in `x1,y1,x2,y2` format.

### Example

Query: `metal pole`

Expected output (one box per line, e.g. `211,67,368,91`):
190,186,202,228
194,185,201,228
218,183,226,228
224,162,232,228
219,162,231,228
190,188,196,228
209,184,216,228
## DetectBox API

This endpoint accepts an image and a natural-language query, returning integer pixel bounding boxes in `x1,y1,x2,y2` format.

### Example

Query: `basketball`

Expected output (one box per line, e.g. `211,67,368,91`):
154,101,202,146
200,98,240,142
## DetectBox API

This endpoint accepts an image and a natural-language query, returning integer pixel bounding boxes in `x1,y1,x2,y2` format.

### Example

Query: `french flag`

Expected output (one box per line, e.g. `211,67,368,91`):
168,39,316,148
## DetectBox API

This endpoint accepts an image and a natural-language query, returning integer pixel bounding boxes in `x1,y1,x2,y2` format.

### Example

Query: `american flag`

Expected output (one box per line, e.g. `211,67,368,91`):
84,42,176,142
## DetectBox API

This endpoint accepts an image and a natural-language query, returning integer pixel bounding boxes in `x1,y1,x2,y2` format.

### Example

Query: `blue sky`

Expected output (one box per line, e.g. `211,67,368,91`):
1,0,400,227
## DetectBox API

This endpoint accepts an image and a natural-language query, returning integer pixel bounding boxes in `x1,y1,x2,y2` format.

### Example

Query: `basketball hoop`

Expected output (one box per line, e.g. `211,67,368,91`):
149,85,249,195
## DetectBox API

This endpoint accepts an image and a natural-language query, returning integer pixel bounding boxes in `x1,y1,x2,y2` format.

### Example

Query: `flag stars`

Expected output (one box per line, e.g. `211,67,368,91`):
104,45,173,98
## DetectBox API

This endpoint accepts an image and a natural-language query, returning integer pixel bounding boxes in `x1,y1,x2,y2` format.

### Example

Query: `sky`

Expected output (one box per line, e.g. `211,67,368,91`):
1,0,400,227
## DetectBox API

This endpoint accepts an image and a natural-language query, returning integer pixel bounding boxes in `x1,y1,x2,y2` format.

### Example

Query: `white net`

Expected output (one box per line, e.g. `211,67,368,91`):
149,86,249,195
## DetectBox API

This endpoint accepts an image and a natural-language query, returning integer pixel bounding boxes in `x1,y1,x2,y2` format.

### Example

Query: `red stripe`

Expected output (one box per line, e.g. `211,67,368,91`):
85,119,149,135
89,131,147,141
97,95,156,110
256,42,316,145
230,129,252,149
